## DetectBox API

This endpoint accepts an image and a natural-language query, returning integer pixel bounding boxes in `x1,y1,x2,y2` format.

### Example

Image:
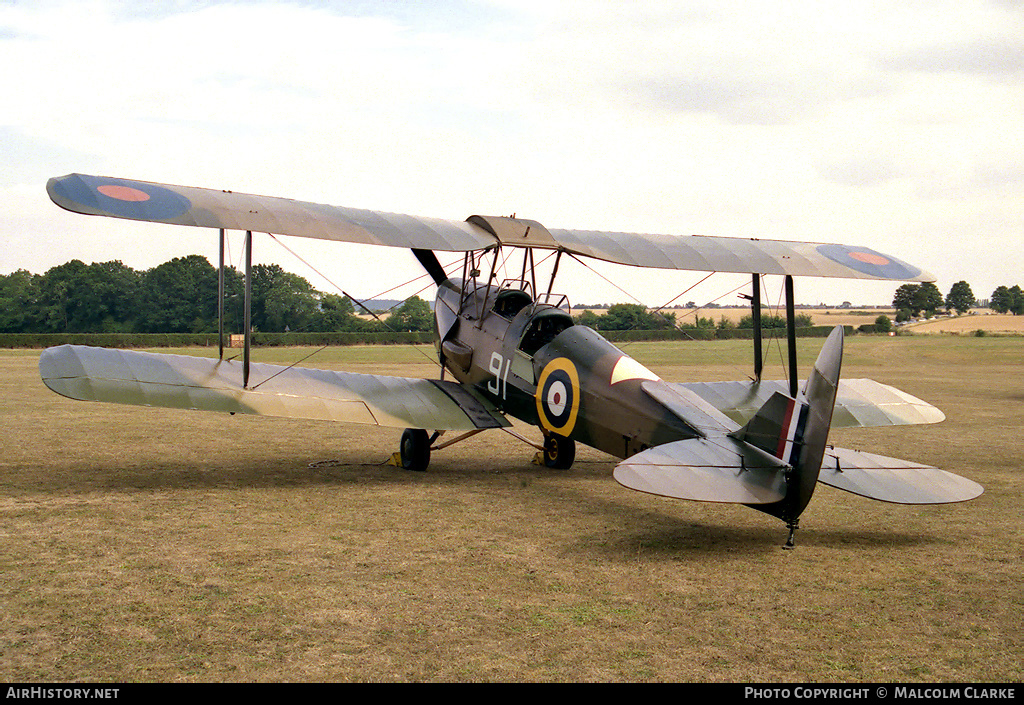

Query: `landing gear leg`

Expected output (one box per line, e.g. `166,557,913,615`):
783,517,799,550
542,433,575,470
399,428,431,472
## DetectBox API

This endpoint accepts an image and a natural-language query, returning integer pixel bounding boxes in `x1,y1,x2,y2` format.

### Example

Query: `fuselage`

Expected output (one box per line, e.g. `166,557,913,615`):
434,279,697,459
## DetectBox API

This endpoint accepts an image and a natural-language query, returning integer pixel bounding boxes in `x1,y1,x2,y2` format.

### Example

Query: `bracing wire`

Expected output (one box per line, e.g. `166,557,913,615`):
249,234,464,375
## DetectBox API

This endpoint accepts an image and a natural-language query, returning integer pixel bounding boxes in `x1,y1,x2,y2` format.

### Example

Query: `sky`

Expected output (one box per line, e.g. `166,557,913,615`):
1,0,1022,311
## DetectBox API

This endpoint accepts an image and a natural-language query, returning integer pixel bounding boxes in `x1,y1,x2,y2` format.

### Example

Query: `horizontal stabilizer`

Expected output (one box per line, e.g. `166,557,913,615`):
675,378,944,429
39,345,508,431
819,447,983,504
613,437,788,504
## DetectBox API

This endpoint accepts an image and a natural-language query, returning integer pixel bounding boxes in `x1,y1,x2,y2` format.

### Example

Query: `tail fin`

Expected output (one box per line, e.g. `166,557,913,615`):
728,391,806,462
730,326,844,536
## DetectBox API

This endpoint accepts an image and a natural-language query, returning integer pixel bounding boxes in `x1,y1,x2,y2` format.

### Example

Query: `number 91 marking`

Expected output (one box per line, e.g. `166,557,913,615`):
487,352,510,400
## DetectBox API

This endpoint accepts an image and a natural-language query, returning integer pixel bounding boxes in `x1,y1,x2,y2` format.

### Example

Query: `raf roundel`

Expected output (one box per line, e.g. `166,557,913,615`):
536,358,580,436
816,244,922,280
66,174,193,222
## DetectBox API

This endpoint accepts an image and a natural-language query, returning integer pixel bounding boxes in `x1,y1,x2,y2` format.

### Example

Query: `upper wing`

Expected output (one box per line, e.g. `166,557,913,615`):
39,345,509,431
48,173,932,281
546,228,932,281
673,379,945,429
47,173,494,252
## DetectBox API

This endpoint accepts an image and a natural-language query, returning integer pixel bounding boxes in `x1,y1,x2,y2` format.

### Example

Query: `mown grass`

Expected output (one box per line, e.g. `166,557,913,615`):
0,337,1020,682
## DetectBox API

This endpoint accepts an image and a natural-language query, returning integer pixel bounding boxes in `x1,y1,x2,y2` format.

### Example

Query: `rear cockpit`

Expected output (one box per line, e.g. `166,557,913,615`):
489,282,574,357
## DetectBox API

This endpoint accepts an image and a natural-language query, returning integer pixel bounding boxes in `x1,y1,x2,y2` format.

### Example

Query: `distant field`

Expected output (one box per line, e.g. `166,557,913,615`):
903,312,1024,334
583,307,894,328
1,337,1020,682
589,306,1024,334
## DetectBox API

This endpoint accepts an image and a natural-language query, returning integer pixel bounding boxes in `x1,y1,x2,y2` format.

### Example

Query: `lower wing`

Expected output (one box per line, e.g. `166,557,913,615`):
39,345,508,431
673,378,945,428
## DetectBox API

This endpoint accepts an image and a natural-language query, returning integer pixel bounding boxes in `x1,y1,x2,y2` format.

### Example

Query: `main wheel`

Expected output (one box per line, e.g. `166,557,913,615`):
542,433,575,470
400,428,431,472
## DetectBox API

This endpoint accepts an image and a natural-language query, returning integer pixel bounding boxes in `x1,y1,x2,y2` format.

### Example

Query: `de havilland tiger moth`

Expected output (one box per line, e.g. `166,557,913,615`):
39,173,983,547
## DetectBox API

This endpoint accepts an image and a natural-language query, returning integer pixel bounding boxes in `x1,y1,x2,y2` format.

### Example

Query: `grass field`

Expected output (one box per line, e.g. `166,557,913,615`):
1,337,1021,682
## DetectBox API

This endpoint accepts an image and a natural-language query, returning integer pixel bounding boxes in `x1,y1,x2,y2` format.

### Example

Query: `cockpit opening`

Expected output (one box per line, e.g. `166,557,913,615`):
493,288,533,319
519,308,574,356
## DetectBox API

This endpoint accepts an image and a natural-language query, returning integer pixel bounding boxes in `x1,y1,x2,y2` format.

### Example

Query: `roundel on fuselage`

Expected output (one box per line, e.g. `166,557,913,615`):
535,357,580,436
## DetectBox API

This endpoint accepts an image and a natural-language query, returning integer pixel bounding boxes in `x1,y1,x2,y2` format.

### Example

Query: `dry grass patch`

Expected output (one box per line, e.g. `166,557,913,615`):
1,339,1020,681
903,313,1024,335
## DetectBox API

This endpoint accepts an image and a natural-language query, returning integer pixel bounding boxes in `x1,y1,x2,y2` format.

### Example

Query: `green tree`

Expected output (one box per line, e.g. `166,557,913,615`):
387,296,433,332
313,293,358,331
574,310,602,328
990,286,1012,313
598,303,675,330
892,284,919,315
1010,285,1024,315
945,281,975,315
874,314,893,332
601,303,647,330
0,269,43,333
38,259,141,333
913,282,944,317
138,255,220,333
737,311,812,328
250,264,320,332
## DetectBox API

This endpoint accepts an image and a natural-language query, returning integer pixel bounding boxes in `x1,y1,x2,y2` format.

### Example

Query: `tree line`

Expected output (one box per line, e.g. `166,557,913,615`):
6,257,1017,336
0,256,434,334
892,281,1023,319
572,304,814,331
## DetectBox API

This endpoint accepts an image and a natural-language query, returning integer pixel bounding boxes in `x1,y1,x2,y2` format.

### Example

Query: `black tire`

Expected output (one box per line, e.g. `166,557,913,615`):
542,433,575,470
400,428,431,472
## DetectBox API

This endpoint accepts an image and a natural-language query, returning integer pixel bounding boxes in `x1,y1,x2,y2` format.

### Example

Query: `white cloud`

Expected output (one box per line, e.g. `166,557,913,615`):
1,0,1021,307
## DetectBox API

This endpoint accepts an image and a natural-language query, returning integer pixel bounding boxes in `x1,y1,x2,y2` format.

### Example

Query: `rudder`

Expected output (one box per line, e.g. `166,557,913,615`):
730,326,844,544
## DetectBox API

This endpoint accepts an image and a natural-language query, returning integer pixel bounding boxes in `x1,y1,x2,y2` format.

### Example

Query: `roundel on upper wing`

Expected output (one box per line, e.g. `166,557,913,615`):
815,244,922,280
535,357,580,436
69,174,192,221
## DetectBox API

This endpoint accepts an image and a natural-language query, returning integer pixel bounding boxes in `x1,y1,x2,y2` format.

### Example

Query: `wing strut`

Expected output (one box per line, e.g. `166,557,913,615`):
218,228,226,361
752,273,763,382
244,230,252,388
785,274,798,398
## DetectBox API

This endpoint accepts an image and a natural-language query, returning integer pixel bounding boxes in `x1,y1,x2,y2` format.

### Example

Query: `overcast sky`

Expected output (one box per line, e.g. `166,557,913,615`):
2,0,1021,309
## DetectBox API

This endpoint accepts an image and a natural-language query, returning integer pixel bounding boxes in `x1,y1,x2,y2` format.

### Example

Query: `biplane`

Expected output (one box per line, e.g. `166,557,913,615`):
40,173,983,547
